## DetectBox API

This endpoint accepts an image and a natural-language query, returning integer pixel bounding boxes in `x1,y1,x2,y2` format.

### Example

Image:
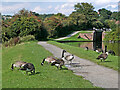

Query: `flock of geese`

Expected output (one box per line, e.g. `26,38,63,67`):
85,45,116,62
11,45,115,75
11,50,74,75
41,49,74,69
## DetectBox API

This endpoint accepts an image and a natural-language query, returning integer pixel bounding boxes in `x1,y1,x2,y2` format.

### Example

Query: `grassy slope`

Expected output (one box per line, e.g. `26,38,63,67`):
48,41,118,70
57,31,93,41
2,41,98,88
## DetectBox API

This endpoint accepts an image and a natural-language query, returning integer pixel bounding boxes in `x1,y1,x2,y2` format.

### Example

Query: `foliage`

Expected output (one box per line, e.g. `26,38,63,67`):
2,4,120,41
104,20,120,41
2,8,48,41
67,12,87,30
3,35,35,47
20,35,35,42
43,15,68,38
92,21,104,29
74,2,98,29
3,37,20,47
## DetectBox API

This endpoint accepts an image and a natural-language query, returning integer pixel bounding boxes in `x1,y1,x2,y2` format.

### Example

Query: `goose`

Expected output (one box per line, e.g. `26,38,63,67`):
62,50,74,64
11,61,27,70
108,50,115,56
96,46,108,62
95,48,103,53
85,47,89,51
20,63,35,75
11,61,35,75
41,56,56,66
51,58,64,70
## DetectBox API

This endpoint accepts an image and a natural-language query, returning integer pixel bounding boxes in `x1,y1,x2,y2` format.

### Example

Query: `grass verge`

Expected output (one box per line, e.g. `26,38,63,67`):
57,31,93,41
2,41,99,88
48,41,118,70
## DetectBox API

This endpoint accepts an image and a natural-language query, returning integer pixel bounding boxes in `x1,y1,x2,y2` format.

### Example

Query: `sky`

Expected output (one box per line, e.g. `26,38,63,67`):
0,0,119,16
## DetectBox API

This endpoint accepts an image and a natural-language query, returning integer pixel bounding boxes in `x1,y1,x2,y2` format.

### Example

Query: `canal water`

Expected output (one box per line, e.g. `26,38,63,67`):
63,42,120,56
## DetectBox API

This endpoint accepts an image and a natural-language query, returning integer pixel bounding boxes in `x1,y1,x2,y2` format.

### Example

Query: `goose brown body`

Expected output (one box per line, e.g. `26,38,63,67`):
20,63,35,74
41,56,56,65
96,48,103,53
51,58,64,69
11,61,35,75
11,61,27,70
96,52,108,62
62,50,74,64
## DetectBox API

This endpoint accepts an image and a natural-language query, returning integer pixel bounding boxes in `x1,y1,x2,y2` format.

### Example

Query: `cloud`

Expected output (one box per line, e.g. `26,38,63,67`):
1,3,30,15
105,4,117,8
32,5,54,14
54,3,75,15
32,6,43,13
32,3,75,15
48,5,52,9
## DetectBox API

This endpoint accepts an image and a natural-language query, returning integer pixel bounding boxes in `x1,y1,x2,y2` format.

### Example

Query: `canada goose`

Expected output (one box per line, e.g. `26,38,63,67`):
108,50,115,56
95,48,103,53
11,61,27,70
62,50,74,64
20,63,35,75
51,58,64,70
85,47,89,51
96,46,108,62
41,56,56,66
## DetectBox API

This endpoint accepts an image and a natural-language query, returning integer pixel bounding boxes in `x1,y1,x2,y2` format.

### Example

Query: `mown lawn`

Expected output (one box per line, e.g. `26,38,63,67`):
2,41,99,88
0,44,2,89
48,41,118,70
57,31,93,41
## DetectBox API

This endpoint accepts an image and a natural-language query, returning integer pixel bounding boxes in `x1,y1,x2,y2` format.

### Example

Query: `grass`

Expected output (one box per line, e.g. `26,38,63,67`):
48,41,118,71
57,31,93,41
2,41,99,88
0,44,2,89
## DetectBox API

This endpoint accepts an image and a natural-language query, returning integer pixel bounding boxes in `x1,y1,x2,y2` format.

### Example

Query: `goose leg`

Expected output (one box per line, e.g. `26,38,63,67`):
70,61,72,65
60,66,62,70
26,71,28,75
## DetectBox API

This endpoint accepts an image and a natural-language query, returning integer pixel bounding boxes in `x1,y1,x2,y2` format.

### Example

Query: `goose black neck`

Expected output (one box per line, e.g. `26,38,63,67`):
105,45,107,53
62,50,65,58
41,58,45,65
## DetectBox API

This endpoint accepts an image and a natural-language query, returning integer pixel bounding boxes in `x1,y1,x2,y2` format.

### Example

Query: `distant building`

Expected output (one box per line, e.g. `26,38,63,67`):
2,16,12,20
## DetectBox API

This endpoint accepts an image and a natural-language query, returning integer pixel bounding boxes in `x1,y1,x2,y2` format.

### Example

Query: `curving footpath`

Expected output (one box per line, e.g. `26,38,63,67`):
38,41,118,89
55,31,80,40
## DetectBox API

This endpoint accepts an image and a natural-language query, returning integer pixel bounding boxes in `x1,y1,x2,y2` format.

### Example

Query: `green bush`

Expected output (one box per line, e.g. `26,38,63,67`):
20,35,35,42
3,37,20,47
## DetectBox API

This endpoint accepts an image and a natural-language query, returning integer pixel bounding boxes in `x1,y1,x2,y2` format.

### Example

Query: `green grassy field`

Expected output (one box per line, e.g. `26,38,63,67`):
57,31,93,41
0,44,2,89
48,41,118,70
2,41,99,88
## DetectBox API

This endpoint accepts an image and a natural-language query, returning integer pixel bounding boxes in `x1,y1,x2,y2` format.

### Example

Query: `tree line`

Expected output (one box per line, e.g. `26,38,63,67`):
2,2,120,42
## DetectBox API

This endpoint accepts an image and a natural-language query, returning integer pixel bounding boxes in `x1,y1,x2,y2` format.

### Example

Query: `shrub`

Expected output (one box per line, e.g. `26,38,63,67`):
20,35,35,42
3,37,20,47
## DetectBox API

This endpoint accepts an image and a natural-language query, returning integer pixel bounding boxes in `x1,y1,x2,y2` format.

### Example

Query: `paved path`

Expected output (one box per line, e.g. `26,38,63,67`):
38,41,118,88
55,31,80,40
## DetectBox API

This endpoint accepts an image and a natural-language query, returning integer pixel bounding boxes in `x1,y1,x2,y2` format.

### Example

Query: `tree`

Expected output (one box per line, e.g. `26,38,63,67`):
43,16,63,38
98,8,112,22
2,9,48,41
92,21,103,29
74,2,98,29
67,12,86,29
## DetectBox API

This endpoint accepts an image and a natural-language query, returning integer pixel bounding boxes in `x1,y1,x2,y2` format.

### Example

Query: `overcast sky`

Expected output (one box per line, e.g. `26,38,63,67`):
1,0,119,16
